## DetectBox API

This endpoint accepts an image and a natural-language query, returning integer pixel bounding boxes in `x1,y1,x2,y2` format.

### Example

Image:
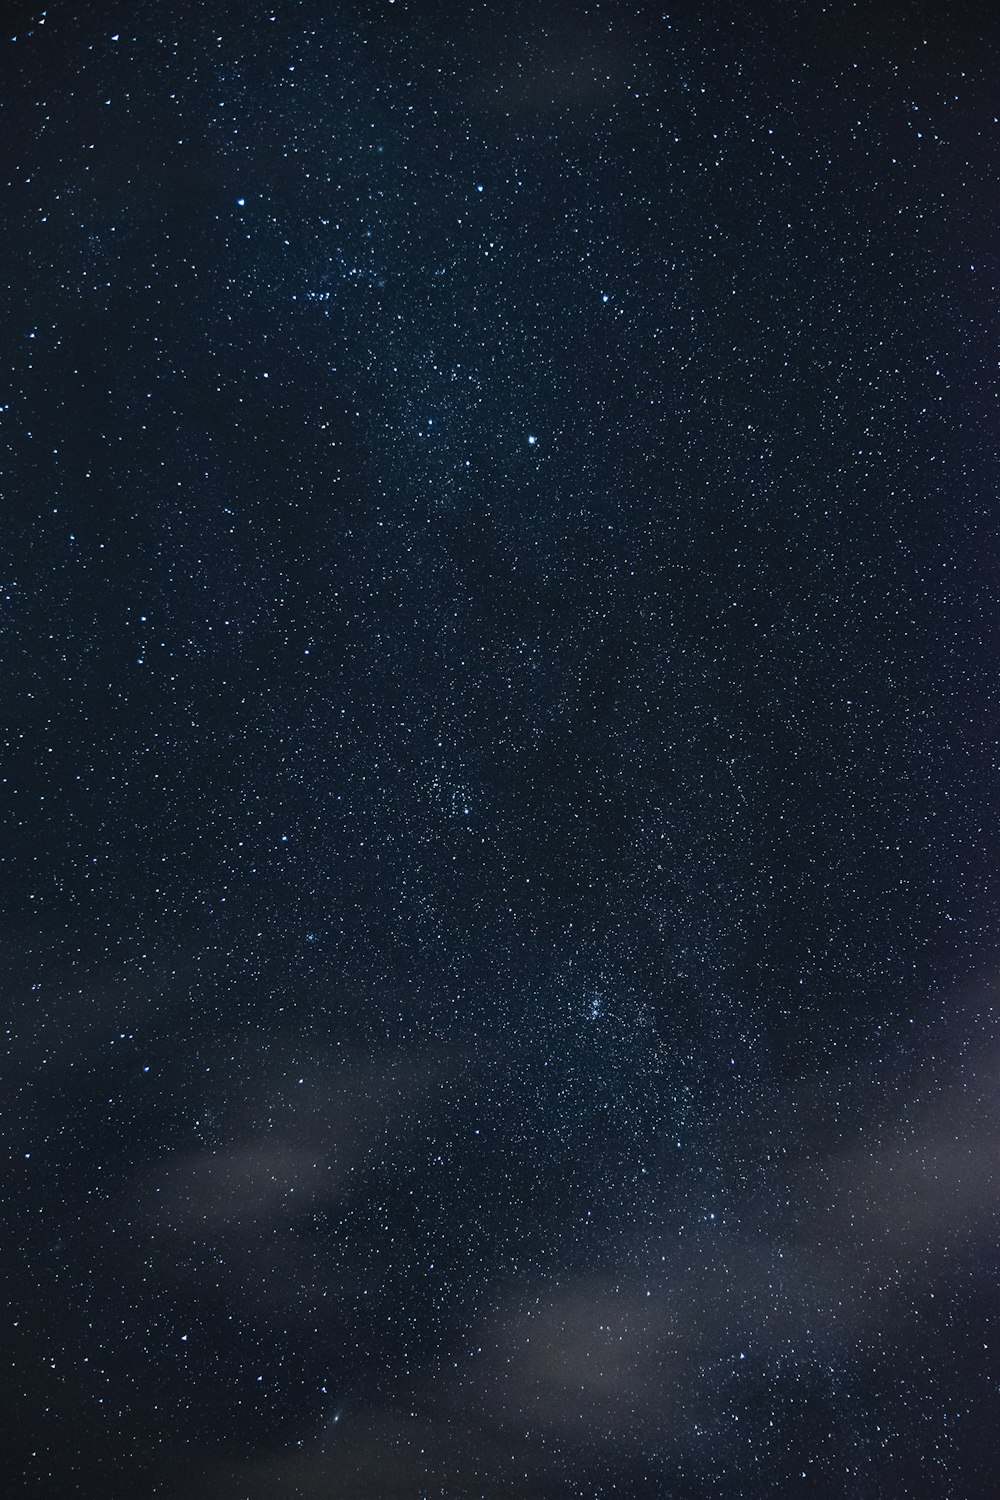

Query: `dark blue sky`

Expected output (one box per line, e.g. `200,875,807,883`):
4,2,1000,1495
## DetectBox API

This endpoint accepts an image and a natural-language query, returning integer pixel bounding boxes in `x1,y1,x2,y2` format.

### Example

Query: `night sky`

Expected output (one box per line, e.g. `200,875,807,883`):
4,1,1000,1495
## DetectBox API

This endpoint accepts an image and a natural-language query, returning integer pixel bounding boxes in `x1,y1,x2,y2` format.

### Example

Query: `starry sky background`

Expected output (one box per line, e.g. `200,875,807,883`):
4,0,1000,1495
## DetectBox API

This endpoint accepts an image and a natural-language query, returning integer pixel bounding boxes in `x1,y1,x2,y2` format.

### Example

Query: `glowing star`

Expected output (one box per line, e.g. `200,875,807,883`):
527,434,537,446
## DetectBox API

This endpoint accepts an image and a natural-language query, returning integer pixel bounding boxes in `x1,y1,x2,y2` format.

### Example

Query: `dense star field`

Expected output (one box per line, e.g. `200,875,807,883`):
4,1,1000,1495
